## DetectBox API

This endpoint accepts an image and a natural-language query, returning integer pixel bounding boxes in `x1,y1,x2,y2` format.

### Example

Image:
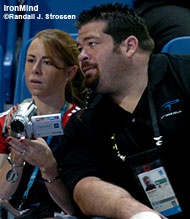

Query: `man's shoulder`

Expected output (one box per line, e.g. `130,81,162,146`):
151,53,190,65
165,53,190,68
150,53,190,78
149,53,190,95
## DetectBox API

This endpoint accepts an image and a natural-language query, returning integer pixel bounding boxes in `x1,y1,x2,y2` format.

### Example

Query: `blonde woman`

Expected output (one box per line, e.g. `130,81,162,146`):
0,29,87,218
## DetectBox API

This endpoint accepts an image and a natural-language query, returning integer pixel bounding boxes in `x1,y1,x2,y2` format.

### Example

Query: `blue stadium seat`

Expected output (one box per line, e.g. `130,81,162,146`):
13,38,32,105
0,0,7,53
0,46,4,112
161,36,190,54
69,33,78,41
0,0,17,102
21,0,134,45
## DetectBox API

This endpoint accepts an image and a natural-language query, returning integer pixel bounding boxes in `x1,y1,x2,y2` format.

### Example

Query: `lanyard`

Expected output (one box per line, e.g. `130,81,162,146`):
111,84,163,162
148,82,163,146
20,101,68,207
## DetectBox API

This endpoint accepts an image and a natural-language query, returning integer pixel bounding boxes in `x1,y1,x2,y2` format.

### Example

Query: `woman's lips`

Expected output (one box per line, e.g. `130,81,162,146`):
30,79,43,84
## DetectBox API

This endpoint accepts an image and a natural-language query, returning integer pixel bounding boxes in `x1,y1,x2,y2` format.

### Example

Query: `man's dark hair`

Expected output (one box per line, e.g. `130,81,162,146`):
76,3,154,51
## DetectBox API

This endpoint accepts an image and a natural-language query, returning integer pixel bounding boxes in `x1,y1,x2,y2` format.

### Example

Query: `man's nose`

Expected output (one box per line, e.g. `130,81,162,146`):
78,48,91,62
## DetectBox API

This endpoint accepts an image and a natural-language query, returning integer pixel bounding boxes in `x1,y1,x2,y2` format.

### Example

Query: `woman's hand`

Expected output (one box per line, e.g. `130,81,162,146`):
0,199,20,216
6,104,19,135
6,137,56,171
5,104,25,165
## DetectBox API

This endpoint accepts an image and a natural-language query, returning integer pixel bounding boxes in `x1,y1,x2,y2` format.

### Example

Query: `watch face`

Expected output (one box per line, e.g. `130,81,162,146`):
6,169,19,183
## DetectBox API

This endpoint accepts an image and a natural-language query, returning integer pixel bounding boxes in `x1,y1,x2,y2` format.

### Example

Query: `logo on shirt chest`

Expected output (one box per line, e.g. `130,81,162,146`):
160,99,182,119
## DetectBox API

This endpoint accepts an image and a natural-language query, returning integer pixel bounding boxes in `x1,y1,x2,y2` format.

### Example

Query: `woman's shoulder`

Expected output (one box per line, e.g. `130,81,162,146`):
62,104,81,127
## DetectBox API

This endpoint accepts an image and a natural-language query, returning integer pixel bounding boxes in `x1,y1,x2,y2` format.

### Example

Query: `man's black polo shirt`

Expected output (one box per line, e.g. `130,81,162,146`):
61,54,190,218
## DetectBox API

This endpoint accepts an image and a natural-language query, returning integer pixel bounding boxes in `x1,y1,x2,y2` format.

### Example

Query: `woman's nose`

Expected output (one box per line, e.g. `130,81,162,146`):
32,61,42,75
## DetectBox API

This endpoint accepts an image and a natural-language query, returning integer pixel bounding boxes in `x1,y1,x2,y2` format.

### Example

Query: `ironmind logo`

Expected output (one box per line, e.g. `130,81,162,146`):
4,4,38,12
160,99,182,119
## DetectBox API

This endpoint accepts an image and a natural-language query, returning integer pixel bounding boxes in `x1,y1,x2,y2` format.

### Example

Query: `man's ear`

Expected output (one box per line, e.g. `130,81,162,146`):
66,65,78,80
123,35,138,57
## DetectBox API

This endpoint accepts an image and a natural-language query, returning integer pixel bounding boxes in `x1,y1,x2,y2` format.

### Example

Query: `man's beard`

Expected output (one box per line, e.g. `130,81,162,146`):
84,72,99,91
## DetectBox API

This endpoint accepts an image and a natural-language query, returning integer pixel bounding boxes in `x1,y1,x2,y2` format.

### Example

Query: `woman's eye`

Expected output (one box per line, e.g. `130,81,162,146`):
43,60,52,66
78,46,82,53
27,58,35,63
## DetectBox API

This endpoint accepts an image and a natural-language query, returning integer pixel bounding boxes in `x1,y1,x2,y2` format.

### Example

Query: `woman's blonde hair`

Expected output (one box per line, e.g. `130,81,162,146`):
34,29,87,107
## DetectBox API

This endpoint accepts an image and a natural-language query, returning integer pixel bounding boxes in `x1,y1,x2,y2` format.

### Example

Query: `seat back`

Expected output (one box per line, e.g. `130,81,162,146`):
161,36,190,54
13,38,32,105
0,0,17,102
0,0,9,52
0,46,4,112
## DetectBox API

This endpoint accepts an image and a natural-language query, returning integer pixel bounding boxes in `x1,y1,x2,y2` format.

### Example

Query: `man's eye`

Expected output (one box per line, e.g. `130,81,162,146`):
89,42,97,47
